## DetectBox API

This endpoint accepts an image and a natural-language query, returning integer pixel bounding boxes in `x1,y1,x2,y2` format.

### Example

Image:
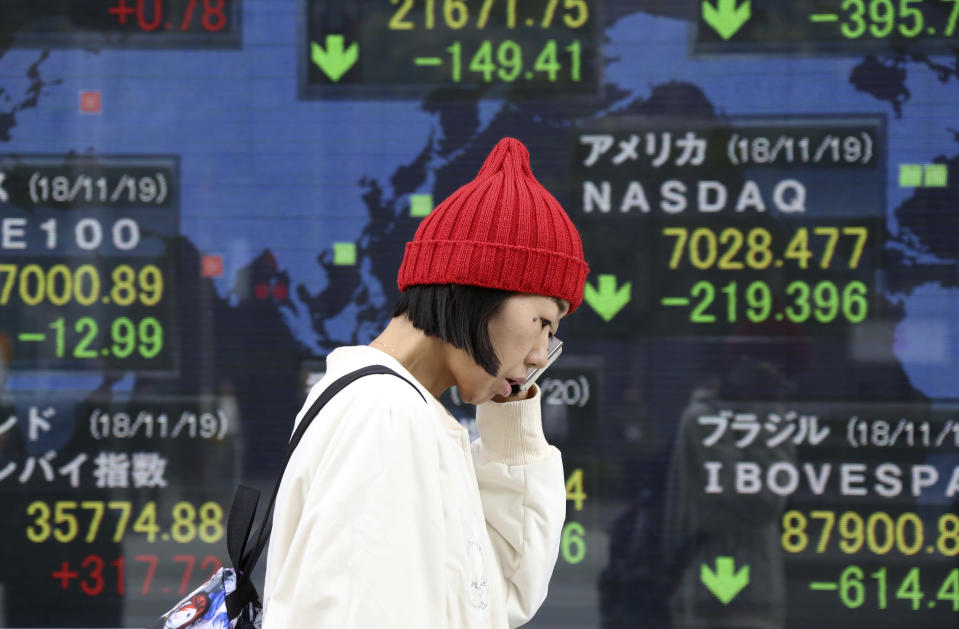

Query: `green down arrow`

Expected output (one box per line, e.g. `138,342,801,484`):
701,556,750,604
311,35,358,82
702,0,751,40
583,274,630,322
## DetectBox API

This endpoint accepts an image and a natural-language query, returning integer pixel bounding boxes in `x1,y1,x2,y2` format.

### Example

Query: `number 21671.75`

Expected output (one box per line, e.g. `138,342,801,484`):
389,0,590,31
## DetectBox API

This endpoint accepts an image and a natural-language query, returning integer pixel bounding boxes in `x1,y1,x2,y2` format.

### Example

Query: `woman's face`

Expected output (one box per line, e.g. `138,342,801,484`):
452,294,568,404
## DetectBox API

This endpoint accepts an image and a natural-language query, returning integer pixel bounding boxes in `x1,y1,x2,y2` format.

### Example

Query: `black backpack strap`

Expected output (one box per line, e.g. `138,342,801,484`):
226,485,260,571
226,364,425,614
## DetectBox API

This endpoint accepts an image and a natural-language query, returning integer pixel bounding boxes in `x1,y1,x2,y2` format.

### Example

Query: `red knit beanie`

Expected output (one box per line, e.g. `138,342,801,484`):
397,138,589,312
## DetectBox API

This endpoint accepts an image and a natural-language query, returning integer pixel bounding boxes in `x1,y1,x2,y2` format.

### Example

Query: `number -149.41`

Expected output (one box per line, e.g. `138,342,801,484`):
444,38,581,83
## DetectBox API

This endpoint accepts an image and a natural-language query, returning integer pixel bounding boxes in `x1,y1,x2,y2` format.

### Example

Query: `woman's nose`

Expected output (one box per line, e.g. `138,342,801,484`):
526,334,550,368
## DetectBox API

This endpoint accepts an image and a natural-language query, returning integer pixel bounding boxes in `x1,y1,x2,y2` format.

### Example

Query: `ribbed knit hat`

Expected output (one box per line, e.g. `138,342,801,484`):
397,138,589,312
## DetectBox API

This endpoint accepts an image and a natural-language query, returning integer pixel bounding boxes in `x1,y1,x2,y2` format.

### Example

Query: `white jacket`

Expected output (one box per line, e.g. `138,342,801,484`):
262,345,566,628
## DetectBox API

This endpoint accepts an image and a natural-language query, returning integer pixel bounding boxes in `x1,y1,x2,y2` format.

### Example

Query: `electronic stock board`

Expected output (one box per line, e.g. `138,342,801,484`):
0,0,957,627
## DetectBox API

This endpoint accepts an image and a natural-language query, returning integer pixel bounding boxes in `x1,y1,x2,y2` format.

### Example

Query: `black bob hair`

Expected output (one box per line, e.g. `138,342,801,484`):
392,284,512,376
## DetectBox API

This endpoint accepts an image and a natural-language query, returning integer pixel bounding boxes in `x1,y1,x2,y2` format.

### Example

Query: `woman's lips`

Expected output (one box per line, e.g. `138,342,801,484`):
504,379,525,398
503,379,512,398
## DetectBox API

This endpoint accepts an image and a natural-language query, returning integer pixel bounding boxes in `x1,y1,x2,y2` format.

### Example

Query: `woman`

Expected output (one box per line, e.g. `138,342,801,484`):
262,137,589,628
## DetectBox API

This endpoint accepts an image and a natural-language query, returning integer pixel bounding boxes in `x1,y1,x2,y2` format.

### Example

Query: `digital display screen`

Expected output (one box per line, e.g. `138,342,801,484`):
695,0,959,54
0,0,957,627
0,392,238,623
0,156,178,371
568,116,885,336
300,0,601,97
